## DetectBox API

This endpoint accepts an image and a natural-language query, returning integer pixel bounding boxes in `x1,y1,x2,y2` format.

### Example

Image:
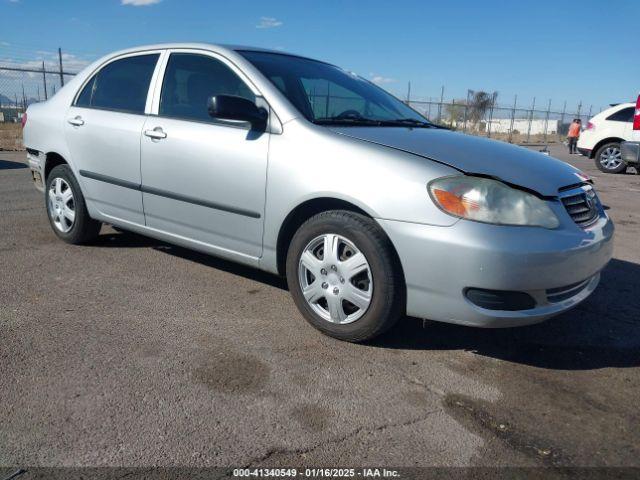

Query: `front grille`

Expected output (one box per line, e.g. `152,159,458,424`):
561,187,599,228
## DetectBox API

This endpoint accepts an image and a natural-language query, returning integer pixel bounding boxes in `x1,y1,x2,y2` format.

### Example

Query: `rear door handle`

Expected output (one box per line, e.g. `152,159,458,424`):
144,127,167,140
67,116,84,126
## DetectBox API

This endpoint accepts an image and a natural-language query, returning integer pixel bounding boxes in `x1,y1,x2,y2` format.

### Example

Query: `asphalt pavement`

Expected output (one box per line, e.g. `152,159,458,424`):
1,143,638,472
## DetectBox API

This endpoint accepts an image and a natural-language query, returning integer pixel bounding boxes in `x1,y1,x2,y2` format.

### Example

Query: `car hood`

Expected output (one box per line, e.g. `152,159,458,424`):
329,127,586,196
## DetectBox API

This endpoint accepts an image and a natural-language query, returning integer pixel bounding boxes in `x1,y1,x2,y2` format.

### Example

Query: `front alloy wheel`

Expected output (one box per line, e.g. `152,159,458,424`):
286,210,404,342
298,233,373,324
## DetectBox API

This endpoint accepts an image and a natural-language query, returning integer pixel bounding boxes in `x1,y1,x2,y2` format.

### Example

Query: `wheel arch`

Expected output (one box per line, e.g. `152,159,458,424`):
590,137,625,158
275,197,404,286
44,152,69,181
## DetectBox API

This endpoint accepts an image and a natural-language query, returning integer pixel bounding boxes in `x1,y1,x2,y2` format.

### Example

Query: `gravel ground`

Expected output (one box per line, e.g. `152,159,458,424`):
0,144,638,473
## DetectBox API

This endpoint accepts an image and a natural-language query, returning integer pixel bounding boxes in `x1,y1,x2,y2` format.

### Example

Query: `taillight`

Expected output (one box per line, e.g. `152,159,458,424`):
634,93,640,131
21,112,27,128
586,121,595,131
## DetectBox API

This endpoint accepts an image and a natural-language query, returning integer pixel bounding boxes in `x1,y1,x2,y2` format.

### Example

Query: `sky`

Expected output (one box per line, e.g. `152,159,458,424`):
1,0,639,112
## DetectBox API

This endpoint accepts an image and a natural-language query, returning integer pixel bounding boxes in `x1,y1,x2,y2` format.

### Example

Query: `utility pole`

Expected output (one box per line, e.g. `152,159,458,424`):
559,100,567,142
42,61,48,100
58,48,65,87
486,92,498,138
325,81,330,117
542,99,551,152
463,89,471,133
508,94,517,143
436,85,444,124
525,97,536,144
576,101,582,120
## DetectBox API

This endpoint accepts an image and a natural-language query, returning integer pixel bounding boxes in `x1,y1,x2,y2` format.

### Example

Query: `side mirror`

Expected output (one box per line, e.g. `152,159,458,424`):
207,95,268,127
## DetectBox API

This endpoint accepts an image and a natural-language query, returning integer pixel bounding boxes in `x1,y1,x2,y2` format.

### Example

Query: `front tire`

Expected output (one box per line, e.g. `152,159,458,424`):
45,164,101,244
594,142,627,173
286,210,404,342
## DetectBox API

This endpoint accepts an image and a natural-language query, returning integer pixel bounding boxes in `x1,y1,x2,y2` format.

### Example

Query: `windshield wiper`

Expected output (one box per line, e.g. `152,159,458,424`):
313,116,446,129
312,117,383,126
380,118,443,128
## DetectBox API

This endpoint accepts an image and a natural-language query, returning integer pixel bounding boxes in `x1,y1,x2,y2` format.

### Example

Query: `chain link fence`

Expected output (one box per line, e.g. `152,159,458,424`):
1,47,598,151
406,91,594,147
0,48,79,150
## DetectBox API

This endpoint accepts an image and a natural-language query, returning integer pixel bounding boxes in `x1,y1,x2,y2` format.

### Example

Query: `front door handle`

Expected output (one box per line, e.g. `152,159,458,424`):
67,116,84,126
144,127,167,140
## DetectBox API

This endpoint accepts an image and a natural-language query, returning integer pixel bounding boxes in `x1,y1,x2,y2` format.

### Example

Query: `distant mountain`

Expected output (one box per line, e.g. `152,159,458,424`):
0,93,13,106
0,93,40,107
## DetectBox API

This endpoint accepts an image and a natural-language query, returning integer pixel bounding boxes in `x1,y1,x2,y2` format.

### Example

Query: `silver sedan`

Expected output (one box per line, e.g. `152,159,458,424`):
23,43,614,342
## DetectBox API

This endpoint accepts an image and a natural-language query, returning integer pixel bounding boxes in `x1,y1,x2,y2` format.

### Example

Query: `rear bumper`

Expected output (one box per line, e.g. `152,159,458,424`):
378,209,614,328
577,131,596,152
26,148,45,192
621,141,640,164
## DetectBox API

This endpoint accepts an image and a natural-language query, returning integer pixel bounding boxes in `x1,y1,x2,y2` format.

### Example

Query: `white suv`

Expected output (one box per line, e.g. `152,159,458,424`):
578,102,635,173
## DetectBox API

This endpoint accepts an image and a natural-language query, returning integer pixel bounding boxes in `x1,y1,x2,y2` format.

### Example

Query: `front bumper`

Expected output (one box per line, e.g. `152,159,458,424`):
378,210,614,328
621,141,640,164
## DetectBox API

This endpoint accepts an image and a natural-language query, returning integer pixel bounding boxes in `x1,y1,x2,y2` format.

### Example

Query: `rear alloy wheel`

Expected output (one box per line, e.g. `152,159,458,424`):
48,177,76,234
595,142,627,173
286,210,404,342
45,164,101,244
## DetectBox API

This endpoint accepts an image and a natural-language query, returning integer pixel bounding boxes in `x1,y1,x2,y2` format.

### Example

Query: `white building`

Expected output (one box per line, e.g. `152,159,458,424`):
487,118,558,135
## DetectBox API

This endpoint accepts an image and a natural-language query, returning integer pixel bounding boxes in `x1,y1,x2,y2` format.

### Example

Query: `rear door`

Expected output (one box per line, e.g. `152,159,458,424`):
65,51,163,225
139,50,269,259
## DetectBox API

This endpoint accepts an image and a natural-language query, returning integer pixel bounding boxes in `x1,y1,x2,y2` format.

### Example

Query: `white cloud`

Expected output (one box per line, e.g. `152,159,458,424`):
8,0,21,3
121,0,161,6
0,52,91,75
256,17,283,29
370,73,396,85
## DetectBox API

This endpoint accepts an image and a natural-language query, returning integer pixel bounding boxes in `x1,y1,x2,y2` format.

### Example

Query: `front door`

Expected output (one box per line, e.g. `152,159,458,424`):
65,52,161,225
140,51,269,259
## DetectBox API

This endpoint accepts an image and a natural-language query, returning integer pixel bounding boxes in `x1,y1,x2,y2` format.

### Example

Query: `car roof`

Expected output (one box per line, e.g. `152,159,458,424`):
591,102,635,120
79,42,325,125
601,102,635,112
104,42,322,63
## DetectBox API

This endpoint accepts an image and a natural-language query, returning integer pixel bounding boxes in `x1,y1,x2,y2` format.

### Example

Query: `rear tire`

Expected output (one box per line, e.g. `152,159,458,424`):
45,164,101,244
286,210,404,342
594,142,627,174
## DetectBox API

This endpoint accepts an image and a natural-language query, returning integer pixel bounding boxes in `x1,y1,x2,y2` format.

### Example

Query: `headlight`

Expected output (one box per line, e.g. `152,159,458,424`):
428,176,559,229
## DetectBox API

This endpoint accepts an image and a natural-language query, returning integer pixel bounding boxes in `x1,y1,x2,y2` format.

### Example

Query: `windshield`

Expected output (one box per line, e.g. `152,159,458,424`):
238,51,430,126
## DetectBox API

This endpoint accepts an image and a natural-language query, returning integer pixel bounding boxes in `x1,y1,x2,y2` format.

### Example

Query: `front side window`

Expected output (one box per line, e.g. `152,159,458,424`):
159,53,255,123
606,107,634,123
239,51,429,126
75,54,159,114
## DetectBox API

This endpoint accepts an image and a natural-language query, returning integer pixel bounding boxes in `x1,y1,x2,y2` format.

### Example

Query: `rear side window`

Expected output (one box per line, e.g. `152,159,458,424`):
159,53,255,123
606,107,634,122
75,54,159,114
